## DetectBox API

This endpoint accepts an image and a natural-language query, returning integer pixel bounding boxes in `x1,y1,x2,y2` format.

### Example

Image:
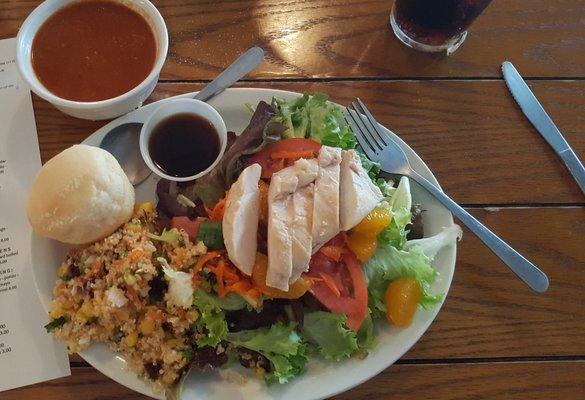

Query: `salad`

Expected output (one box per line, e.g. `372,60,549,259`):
45,93,461,398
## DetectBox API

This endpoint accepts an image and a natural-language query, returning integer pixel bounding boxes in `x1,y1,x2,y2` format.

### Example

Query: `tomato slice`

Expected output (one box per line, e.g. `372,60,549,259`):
170,216,205,242
249,138,321,178
306,237,368,331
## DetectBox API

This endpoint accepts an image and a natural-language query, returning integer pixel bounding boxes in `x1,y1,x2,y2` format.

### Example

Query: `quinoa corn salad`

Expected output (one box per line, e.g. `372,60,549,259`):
47,204,213,392
46,202,308,395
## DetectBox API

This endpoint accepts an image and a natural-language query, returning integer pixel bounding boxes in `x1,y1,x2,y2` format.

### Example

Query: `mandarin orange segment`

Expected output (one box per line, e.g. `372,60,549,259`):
384,277,422,328
352,208,392,236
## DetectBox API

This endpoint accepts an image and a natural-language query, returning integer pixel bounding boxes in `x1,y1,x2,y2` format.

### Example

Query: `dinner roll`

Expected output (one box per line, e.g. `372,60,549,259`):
26,144,135,244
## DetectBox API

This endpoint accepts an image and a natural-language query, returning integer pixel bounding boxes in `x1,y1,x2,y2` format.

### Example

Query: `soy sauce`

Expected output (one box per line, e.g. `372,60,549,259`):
149,113,220,178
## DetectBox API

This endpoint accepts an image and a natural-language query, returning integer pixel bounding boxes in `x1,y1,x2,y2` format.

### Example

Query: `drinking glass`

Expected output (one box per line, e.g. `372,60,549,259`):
390,0,492,54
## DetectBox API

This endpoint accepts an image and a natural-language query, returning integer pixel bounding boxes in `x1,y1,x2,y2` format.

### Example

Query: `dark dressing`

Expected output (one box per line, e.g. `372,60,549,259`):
149,113,220,178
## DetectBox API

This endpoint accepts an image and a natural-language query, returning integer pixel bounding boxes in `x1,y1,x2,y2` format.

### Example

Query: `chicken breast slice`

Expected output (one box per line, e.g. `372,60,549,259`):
290,159,319,283
312,146,342,251
339,149,383,231
266,167,298,291
222,163,261,275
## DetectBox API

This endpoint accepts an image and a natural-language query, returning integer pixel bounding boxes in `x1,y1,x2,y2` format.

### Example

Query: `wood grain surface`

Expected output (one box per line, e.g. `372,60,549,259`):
5,361,585,400
2,0,585,79
32,81,585,204
2,0,585,398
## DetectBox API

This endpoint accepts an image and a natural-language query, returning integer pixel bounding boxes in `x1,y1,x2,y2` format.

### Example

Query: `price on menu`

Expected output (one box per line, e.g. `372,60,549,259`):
0,323,8,336
0,344,11,355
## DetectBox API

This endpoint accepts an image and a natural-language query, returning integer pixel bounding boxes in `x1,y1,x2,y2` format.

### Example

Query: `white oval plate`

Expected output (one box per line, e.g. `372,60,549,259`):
31,88,456,400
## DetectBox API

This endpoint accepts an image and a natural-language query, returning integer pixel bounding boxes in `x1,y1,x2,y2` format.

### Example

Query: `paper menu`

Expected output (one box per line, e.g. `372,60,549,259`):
0,38,70,393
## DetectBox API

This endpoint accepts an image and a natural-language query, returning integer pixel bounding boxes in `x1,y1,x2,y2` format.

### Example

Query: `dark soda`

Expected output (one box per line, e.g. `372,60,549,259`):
392,0,492,48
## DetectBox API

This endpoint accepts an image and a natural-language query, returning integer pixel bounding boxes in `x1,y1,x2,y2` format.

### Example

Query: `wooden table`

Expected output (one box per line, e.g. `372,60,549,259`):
2,0,584,398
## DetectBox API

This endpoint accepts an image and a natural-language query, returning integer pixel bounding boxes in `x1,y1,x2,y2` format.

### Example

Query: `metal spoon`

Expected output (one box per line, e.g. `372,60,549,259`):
100,47,265,185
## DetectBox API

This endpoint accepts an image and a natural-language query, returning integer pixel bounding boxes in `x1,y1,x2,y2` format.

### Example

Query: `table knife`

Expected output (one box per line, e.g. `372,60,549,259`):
502,61,585,193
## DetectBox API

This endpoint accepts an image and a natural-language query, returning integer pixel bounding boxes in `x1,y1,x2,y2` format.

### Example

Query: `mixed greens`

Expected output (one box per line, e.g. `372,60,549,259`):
156,92,461,393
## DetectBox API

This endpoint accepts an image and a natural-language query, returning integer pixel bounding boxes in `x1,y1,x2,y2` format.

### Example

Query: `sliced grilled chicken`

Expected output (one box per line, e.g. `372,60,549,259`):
339,150,383,231
222,163,261,275
290,159,319,283
266,167,298,291
312,146,342,251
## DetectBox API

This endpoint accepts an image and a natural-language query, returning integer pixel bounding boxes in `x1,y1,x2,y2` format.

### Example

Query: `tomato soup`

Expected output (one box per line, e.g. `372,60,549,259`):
31,0,157,102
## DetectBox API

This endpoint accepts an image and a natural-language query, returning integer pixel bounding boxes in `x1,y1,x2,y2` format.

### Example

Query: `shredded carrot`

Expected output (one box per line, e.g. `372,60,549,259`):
89,258,104,277
215,260,227,297
146,309,166,322
319,272,341,298
125,285,142,307
111,258,126,270
171,248,187,267
128,248,144,263
192,273,203,287
197,252,262,299
270,149,315,160
222,267,240,282
226,281,252,296
205,196,227,221
304,276,323,284
246,288,261,298
320,246,344,262
193,251,222,273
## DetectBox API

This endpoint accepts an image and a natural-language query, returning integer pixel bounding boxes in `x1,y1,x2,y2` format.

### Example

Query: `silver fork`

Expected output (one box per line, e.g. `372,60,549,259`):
346,99,549,293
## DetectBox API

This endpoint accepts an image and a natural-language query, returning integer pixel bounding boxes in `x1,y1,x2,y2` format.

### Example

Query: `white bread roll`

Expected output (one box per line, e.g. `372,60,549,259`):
26,144,135,244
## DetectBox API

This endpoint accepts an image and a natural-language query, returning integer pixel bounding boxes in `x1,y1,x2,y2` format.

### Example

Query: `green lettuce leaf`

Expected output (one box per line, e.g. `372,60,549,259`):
356,309,376,351
378,176,412,249
273,93,356,149
404,225,463,259
147,228,181,247
265,343,309,384
366,224,461,319
226,323,308,384
194,289,247,311
358,151,380,179
192,184,226,207
303,311,358,361
192,292,228,347
365,243,440,319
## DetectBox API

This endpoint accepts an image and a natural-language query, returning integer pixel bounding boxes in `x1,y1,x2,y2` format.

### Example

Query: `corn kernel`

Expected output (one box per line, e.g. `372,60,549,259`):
186,310,199,322
79,301,95,319
61,299,74,310
139,318,155,335
124,332,138,347
57,264,69,278
134,202,154,216
166,338,181,349
126,223,142,233
161,372,176,385
74,313,88,325
50,306,63,319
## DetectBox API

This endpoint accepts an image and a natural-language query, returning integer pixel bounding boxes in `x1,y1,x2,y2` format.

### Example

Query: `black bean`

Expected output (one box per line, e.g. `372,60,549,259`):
191,346,228,369
144,361,162,380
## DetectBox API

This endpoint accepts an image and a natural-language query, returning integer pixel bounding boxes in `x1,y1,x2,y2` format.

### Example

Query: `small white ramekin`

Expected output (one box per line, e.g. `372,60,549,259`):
16,0,168,121
140,98,228,182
